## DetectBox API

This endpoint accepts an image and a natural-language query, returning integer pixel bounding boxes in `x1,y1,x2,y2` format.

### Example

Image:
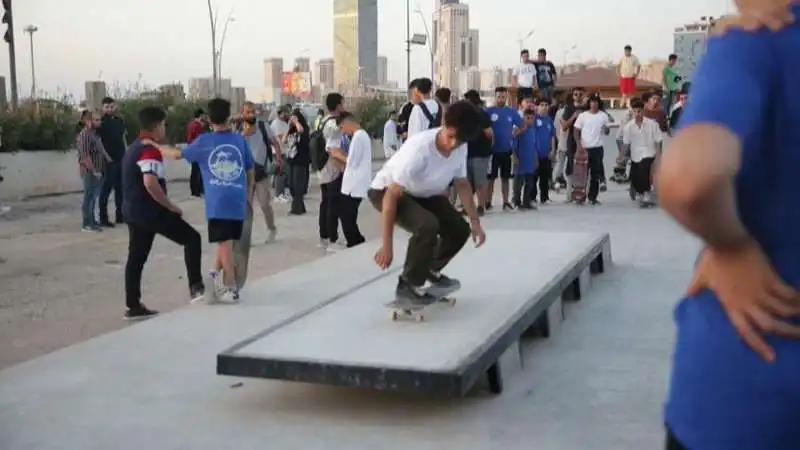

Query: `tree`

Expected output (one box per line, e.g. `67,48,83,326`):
352,97,391,138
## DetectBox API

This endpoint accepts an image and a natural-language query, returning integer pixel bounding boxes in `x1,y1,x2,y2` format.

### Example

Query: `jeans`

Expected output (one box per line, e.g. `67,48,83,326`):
339,194,366,247
81,172,104,227
274,169,288,197
288,163,310,214
319,175,343,242
99,161,123,223
368,189,470,287
531,157,553,202
512,173,535,206
125,213,203,309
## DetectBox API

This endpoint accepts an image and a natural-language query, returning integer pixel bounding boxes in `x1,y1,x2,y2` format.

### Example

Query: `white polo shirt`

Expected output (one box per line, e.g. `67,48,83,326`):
513,62,538,88
341,129,373,198
371,128,467,198
621,117,663,163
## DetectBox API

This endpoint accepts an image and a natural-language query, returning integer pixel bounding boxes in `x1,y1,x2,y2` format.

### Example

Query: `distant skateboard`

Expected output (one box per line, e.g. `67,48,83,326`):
201,202,253,304
571,150,588,204
385,286,459,322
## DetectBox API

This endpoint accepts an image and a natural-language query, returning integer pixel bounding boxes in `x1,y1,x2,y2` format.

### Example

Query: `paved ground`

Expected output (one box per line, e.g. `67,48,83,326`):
0,178,384,370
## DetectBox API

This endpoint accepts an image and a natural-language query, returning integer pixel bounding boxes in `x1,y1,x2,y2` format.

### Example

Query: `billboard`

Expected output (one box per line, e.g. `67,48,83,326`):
281,71,312,98
673,30,707,84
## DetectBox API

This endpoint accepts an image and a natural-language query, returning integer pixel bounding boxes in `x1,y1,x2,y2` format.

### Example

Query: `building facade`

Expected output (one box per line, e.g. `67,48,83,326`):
376,56,388,86
480,67,505,92
188,77,231,100
333,0,378,89
456,66,481,95
435,1,469,90
294,57,311,73
84,81,107,111
262,58,284,102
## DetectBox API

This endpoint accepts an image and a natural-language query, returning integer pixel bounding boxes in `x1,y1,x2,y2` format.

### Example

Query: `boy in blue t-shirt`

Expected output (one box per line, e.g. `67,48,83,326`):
486,87,522,210
658,8,800,450
531,99,556,204
145,98,254,303
511,99,538,209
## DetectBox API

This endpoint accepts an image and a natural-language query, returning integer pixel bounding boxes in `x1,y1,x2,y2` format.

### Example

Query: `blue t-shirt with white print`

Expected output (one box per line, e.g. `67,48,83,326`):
183,131,254,221
486,106,521,153
665,13,800,450
533,114,555,158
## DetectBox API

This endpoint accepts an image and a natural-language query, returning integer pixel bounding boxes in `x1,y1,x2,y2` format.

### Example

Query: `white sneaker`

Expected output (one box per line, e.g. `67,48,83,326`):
218,288,240,304
266,229,277,243
318,238,330,249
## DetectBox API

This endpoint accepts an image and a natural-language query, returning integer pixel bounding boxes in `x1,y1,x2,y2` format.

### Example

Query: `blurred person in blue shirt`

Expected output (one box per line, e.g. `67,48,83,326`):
486,87,522,211
531,99,556,204
511,97,538,210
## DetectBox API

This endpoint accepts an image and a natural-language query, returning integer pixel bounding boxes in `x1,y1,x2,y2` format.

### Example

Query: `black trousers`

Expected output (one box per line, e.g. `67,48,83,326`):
512,173,535,206
99,161,123,222
125,213,202,309
532,157,553,202
288,163,310,214
586,147,605,201
368,189,470,287
319,175,343,242
189,163,204,197
340,194,366,247
630,157,655,195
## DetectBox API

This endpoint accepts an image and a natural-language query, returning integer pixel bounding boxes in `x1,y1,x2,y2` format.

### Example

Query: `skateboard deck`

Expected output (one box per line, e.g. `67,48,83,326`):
571,151,588,204
385,286,459,322
233,201,254,289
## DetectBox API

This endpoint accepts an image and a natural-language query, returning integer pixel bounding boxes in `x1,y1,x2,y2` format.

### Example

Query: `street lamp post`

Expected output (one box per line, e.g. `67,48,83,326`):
516,29,535,52
206,0,218,96
413,6,434,86
23,24,36,98
216,16,234,85
405,0,411,87
562,44,577,70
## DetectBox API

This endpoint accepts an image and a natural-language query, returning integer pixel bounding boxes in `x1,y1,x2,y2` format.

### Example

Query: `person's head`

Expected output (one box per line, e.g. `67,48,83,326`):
278,106,290,121
587,95,601,112
630,98,645,120
207,97,232,126
624,45,632,56
193,108,205,120
317,108,325,117
388,110,397,121
643,91,660,109
138,106,167,142
411,77,433,102
434,87,451,105
291,108,309,130
336,111,360,135
520,49,530,63
101,97,116,116
537,48,547,62
241,101,258,124
520,96,534,112
438,100,484,153
668,53,678,66
325,92,345,114
571,87,585,105
81,109,101,128
463,89,482,107
494,86,508,107
536,99,550,115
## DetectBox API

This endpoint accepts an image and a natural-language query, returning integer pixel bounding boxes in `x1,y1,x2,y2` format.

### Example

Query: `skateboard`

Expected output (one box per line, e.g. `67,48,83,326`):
570,150,588,204
385,286,459,322
200,202,253,304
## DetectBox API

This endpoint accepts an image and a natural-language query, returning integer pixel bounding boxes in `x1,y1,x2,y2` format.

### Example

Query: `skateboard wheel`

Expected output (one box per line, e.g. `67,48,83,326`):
391,311,400,321
446,297,456,306
416,314,424,322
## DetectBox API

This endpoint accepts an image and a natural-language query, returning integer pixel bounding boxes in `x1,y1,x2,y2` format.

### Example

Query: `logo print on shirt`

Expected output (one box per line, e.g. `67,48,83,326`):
208,144,244,187
491,113,499,122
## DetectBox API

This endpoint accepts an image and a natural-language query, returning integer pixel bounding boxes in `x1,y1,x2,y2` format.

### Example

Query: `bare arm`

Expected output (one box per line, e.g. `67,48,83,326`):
330,148,348,164
454,178,480,224
246,168,255,202
380,184,403,251
574,128,583,150
656,125,748,251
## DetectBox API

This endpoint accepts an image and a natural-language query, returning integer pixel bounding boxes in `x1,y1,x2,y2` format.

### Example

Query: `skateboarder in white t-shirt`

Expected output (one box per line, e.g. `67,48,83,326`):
368,101,488,305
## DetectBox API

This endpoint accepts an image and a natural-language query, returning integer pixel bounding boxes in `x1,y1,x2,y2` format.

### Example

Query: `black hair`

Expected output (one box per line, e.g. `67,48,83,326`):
520,49,529,55
336,111,357,126
494,86,507,93
325,92,344,112
206,97,231,125
138,106,167,131
624,45,632,51
443,101,484,143
408,78,419,90
630,98,645,109
101,97,115,105
463,89,481,106
193,108,205,119
641,92,654,103
435,87,451,104
537,48,546,55
668,53,678,61
388,110,397,115
317,108,325,115
290,108,310,133
80,109,92,121
415,78,433,95
572,86,585,93
536,98,550,106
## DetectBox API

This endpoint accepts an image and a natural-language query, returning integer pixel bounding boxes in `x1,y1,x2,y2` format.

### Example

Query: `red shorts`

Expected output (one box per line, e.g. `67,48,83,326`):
620,77,636,95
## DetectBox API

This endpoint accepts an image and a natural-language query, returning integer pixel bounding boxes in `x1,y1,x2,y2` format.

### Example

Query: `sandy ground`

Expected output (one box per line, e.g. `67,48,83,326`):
0,180,384,370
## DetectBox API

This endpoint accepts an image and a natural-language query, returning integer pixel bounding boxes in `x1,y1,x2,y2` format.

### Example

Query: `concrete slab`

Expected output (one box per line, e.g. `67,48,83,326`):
218,230,610,396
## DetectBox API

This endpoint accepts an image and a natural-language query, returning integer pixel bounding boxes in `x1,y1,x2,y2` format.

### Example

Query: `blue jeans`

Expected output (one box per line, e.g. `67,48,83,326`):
81,172,104,227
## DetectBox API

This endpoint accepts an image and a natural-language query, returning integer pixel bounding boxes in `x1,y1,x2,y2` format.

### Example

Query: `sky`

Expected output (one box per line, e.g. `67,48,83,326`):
8,0,735,100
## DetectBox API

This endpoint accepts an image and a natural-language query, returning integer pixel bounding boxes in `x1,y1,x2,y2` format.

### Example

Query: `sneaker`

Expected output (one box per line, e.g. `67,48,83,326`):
504,202,516,211
519,203,538,210
427,272,461,292
125,304,159,320
477,206,485,216
485,203,493,211
394,278,437,306
540,199,552,205
219,288,240,304
189,283,206,304
99,221,115,228
318,238,330,249
326,241,344,253
81,226,100,233
590,200,602,206
599,182,608,192
266,229,277,244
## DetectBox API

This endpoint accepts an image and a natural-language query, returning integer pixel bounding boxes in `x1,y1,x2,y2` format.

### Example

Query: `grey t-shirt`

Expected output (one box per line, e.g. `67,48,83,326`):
243,121,273,167
318,115,343,184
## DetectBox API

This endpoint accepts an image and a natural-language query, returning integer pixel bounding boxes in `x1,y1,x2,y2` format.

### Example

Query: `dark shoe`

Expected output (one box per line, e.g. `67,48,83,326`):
477,206,485,216
599,182,608,192
427,272,461,291
99,221,115,228
590,200,602,206
520,203,537,210
395,278,437,306
502,202,514,211
189,283,205,304
125,304,159,321
485,202,493,211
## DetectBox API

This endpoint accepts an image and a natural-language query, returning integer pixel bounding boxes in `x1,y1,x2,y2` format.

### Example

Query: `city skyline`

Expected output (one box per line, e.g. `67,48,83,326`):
4,0,734,99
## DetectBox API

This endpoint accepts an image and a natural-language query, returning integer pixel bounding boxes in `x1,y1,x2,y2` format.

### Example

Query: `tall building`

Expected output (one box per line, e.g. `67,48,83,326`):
158,83,186,101
435,1,469,90
333,0,378,89
673,18,717,83
376,56,388,86
230,87,246,111
313,58,336,90
188,77,231,100
457,67,481,94
480,67,505,92
262,57,284,102
464,29,479,67
432,0,460,57
294,57,311,73
84,81,107,111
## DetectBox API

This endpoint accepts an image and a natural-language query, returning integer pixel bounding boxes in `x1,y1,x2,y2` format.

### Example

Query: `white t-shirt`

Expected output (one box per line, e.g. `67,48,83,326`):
575,110,611,148
513,62,538,88
341,129,373,198
318,115,343,184
618,55,641,78
383,119,400,158
621,118,662,163
370,128,467,198
407,99,439,138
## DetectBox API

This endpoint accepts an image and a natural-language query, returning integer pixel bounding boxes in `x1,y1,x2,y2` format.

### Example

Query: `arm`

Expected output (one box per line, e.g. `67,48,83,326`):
324,125,348,165
76,132,95,172
407,105,425,136
96,138,112,162
143,174,179,212
511,67,519,87
657,30,771,251
573,114,584,150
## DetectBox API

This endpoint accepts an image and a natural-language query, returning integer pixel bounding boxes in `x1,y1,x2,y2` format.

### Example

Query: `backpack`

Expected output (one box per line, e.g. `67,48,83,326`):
310,116,336,171
417,102,442,129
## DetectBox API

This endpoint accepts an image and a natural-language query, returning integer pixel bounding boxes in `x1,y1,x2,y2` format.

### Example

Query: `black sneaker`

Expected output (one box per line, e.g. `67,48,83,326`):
395,278,437,306
99,221,115,228
519,203,537,210
599,182,608,192
477,206,485,216
590,200,602,206
485,203,493,211
125,304,159,320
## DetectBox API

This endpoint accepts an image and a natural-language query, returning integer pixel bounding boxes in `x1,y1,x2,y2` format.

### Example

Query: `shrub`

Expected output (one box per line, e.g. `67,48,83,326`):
351,97,392,138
